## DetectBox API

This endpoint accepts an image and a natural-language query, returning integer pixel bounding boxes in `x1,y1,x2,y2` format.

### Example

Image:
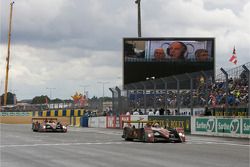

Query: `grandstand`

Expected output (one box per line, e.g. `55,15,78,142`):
110,62,249,117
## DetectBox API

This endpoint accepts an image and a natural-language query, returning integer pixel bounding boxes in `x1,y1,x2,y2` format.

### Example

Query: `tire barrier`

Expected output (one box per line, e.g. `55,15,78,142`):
0,112,32,116
0,115,70,125
33,109,85,117
70,116,81,127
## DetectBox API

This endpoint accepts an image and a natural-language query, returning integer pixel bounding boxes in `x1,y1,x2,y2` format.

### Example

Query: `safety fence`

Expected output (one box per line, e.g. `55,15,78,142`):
110,62,250,116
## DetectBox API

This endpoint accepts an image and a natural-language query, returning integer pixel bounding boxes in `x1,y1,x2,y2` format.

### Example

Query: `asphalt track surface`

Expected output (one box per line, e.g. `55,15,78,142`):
0,124,249,167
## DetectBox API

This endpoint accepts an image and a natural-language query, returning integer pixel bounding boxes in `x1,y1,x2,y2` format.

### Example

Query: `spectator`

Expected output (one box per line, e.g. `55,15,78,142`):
133,109,139,115
126,111,130,115
155,109,160,115
148,109,154,115
159,108,165,115
139,109,143,115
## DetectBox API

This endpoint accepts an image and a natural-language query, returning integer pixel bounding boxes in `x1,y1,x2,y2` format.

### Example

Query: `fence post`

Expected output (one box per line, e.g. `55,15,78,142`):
173,76,180,115
186,73,193,116
148,80,156,112
220,68,229,114
109,88,115,115
115,87,121,115
160,78,168,114
132,84,138,109
242,65,250,116
140,82,147,114
201,71,209,106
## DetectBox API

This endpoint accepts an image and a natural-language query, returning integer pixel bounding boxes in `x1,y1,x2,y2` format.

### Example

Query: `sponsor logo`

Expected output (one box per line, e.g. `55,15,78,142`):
206,119,215,132
137,117,144,121
195,118,214,132
230,119,240,133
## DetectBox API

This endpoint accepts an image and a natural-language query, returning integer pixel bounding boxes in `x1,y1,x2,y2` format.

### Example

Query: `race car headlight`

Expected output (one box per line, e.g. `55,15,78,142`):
179,133,185,137
43,126,46,129
148,134,152,138
63,126,66,129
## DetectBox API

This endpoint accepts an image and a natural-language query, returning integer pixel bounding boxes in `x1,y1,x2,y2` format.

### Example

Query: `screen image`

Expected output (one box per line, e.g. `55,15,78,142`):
124,38,214,62
123,37,215,85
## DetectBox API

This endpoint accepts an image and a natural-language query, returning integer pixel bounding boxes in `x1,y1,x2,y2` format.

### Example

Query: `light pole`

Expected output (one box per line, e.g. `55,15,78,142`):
97,81,109,112
4,2,14,106
135,0,142,37
80,85,90,98
46,87,56,100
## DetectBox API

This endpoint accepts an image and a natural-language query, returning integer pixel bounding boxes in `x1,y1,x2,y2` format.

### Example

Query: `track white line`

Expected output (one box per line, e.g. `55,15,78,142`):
0,141,138,148
186,140,250,147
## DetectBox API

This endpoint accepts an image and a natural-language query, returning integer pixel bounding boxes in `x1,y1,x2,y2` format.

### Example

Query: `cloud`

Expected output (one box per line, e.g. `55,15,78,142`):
0,0,249,100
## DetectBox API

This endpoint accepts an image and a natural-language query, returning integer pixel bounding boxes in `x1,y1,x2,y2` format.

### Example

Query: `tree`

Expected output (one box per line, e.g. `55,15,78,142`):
51,98,63,103
0,92,16,105
32,95,50,104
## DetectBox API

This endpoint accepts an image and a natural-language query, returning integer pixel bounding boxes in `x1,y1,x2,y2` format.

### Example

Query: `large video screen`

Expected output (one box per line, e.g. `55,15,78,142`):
123,37,215,85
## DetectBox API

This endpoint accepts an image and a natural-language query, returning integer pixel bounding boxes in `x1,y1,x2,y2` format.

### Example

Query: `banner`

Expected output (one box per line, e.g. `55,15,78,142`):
192,117,250,138
149,116,191,132
217,118,240,134
106,116,116,128
242,119,250,135
195,118,215,133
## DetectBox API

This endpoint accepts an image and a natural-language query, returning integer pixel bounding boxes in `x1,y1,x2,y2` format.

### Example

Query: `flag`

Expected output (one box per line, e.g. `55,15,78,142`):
229,46,237,65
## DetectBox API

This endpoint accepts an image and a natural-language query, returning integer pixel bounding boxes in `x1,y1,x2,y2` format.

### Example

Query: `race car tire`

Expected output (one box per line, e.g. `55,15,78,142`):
124,133,133,141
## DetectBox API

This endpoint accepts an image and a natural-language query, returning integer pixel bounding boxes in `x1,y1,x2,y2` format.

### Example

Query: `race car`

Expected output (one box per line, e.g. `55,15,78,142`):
32,117,67,133
122,120,185,143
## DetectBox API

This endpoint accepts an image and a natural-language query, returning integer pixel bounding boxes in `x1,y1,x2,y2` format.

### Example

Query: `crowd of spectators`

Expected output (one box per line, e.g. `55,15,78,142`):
128,70,249,111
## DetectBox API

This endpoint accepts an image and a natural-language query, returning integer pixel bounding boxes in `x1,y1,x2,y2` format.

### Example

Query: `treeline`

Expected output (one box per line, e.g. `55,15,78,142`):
1,93,112,105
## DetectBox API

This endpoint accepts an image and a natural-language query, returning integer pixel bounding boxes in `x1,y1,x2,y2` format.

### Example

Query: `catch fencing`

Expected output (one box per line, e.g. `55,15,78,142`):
110,62,250,117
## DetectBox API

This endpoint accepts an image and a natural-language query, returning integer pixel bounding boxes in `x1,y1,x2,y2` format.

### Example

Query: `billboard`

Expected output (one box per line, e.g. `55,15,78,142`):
123,37,215,85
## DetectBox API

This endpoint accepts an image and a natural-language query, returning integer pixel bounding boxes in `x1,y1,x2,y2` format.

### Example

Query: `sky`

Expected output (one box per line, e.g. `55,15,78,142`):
0,0,250,100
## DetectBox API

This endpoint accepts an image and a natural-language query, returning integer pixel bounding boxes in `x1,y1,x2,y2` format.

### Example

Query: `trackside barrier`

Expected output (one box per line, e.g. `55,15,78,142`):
129,115,148,128
75,117,81,127
119,115,130,128
0,116,70,124
106,115,149,129
70,117,74,126
88,117,106,128
0,112,33,116
88,117,98,127
89,115,146,129
35,109,85,117
80,116,88,127
69,117,81,127
148,116,191,133
191,117,250,138
106,116,116,128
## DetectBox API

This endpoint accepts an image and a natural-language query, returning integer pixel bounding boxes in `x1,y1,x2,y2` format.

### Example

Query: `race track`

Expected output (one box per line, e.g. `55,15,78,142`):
0,124,249,167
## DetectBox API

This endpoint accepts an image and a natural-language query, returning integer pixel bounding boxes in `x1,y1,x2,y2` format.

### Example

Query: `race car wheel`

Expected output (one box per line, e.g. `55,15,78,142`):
124,133,133,141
